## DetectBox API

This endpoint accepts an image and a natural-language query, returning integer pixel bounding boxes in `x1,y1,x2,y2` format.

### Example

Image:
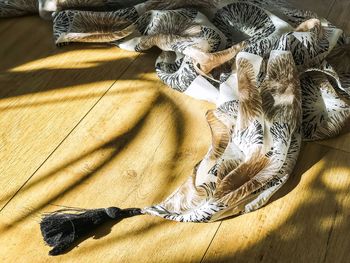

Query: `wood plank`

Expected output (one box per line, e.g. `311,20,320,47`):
0,52,218,262
0,17,138,208
202,142,350,263
0,17,53,72
1,4,349,263
317,135,350,153
0,17,16,34
327,0,350,34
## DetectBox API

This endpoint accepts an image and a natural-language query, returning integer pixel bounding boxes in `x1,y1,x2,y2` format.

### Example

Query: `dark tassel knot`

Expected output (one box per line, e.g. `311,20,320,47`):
40,207,142,256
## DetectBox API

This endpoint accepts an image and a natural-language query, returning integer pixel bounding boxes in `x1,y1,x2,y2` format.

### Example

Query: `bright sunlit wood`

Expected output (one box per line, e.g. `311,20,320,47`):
0,1,349,262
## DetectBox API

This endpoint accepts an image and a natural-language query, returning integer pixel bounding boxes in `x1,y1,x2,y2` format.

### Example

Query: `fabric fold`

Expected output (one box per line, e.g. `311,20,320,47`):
1,0,349,233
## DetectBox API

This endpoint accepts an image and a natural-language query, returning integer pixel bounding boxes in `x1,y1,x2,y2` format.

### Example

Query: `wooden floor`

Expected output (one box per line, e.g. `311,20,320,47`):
0,1,349,262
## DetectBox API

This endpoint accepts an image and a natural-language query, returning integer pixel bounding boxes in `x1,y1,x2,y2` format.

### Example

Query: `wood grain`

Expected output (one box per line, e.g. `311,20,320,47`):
317,136,350,153
328,0,350,34
0,17,138,209
201,2,350,261
202,143,350,263
0,28,217,261
1,1,350,262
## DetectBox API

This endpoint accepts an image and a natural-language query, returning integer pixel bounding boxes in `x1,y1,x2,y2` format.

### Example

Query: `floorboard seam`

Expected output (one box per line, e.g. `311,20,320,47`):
199,221,222,263
0,53,140,213
312,141,350,154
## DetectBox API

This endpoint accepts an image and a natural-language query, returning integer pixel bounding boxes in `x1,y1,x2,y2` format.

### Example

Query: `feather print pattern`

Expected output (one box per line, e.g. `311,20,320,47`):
2,0,349,223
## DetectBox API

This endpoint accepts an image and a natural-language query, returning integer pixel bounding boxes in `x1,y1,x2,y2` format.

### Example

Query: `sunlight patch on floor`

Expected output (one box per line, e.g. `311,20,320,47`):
7,49,138,72
0,80,155,111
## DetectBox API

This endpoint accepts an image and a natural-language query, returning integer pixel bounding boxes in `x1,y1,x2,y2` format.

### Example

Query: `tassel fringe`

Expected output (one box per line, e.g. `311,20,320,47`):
40,207,142,255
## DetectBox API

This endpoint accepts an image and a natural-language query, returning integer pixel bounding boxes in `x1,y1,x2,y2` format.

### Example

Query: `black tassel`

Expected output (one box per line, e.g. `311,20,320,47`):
40,207,142,256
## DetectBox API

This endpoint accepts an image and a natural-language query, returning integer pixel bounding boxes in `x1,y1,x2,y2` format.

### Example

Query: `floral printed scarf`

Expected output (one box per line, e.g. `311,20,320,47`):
1,0,349,255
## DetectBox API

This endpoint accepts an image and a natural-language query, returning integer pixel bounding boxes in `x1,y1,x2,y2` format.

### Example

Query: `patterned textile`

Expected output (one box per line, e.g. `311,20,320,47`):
2,0,349,223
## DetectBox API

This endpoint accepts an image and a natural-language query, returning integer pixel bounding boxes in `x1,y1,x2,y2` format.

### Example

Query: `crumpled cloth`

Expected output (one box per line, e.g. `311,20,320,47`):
2,0,349,222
